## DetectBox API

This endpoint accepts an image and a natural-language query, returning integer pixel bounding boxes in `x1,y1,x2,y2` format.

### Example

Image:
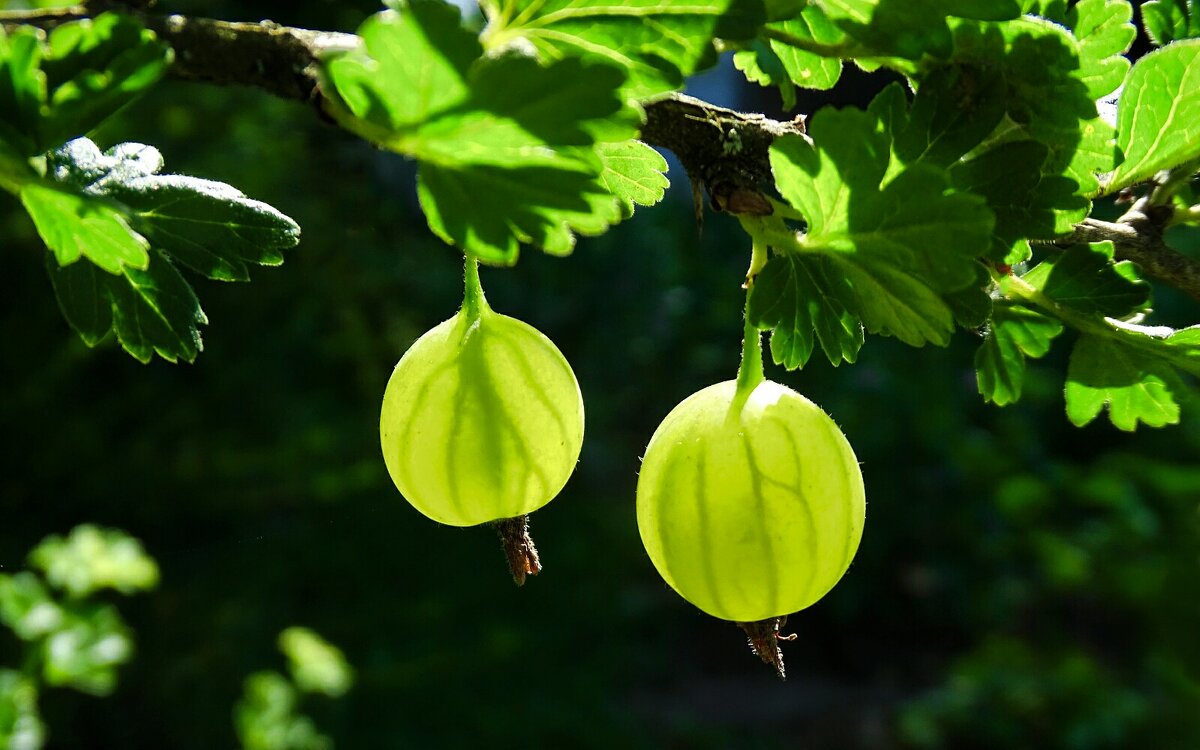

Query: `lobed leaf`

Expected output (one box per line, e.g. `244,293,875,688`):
20,180,149,273
1065,334,1186,430
747,252,863,368
1070,0,1135,100
40,602,133,696
46,248,208,364
1021,242,1150,319
32,138,299,362
734,7,843,108
29,525,159,598
481,0,765,97
769,107,993,348
975,303,1064,405
0,670,45,750
325,0,640,260
948,16,1114,198
1141,0,1200,46
1106,39,1200,191
949,140,1087,257
416,162,621,264
0,14,169,157
595,140,670,219
813,0,1021,61
0,573,63,641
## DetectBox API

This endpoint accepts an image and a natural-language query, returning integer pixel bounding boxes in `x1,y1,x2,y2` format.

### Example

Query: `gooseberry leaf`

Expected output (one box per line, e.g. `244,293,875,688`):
325,0,477,133
29,525,159,598
975,303,1064,405
1065,334,1188,430
236,671,330,750
38,13,171,150
1106,39,1200,191
769,107,993,347
46,247,208,363
949,140,1086,256
595,140,670,219
0,573,63,641
1141,0,1200,46
20,180,150,273
747,253,863,368
948,17,1114,198
734,7,843,108
1070,0,1135,100
0,670,45,750
327,4,637,167
40,602,133,696
480,0,766,97
279,627,354,698
30,137,299,362
50,139,300,281
0,26,44,158
417,162,621,263
324,1,639,261
0,14,169,157
815,0,1021,61
1021,242,1150,318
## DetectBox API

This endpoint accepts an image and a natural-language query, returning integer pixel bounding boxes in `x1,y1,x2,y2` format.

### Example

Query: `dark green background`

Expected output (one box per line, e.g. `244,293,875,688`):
2,1,1198,747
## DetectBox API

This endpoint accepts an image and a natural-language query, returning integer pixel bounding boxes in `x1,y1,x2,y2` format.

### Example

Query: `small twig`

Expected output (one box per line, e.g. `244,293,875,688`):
1046,198,1200,303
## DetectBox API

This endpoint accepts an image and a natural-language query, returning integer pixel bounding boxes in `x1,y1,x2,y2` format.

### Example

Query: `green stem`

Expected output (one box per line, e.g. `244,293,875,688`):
735,296,765,399
461,253,490,319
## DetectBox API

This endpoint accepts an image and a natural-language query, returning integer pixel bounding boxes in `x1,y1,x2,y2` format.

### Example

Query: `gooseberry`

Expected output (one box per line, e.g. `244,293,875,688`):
380,258,585,582
636,324,865,674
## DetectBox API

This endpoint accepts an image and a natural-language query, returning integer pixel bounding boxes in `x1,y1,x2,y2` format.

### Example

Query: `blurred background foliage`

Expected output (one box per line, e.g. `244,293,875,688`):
1,1,1198,748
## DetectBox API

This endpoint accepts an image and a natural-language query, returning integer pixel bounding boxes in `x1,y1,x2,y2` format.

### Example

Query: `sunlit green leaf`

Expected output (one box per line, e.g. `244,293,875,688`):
1107,39,1200,190
0,670,45,750
38,13,171,149
769,106,993,347
279,628,354,698
595,140,669,219
1021,242,1150,318
417,162,621,264
975,303,1064,405
41,602,133,696
1141,0,1200,46
816,0,1021,61
29,525,159,598
235,671,331,750
481,0,765,97
1070,0,1135,99
49,139,300,282
20,181,149,273
0,573,63,641
735,6,843,106
0,14,169,157
325,1,637,259
747,252,863,367
1065,334,1185,429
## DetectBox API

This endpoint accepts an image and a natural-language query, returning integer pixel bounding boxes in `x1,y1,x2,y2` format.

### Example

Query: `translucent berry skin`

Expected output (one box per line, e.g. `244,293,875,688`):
380,305,585,527
636,380,865,622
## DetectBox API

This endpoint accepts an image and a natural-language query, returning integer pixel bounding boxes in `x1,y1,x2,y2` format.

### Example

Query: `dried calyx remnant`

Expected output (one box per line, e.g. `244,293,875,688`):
494,515,541,586
740,617,798,680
